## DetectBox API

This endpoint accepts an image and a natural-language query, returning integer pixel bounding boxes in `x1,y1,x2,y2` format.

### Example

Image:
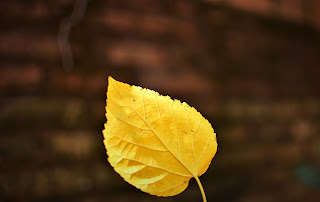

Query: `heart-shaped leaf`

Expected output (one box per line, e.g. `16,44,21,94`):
103,76,217,201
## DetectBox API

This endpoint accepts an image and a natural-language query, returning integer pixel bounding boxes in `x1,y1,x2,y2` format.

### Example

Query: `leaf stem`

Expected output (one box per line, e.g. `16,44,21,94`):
195,176,207,202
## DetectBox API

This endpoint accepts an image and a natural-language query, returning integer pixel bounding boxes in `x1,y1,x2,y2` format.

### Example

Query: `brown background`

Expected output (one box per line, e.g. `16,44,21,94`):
1,0,320,201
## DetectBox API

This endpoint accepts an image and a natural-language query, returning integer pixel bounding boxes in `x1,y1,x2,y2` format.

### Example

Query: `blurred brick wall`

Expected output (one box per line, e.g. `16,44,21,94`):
1,0,320,202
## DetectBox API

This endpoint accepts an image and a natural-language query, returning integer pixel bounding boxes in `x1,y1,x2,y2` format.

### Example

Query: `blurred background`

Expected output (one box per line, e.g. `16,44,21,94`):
1,0,320,201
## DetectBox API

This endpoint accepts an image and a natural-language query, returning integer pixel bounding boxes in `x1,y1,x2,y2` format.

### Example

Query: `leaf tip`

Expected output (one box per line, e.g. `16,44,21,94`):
108,75,115,83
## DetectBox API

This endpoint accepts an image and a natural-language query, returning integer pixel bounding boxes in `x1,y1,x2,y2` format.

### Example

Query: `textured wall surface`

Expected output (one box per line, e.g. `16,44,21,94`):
1,0,320,202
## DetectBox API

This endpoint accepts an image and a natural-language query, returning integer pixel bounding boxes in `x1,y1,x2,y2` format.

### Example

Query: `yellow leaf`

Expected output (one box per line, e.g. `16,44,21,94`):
102,76,217,202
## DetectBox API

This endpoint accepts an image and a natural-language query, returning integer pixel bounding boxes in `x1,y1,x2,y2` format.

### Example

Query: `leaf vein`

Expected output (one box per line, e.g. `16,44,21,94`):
111,154,192,177
108,105,151,131
196,120,210,163
155,96,164,139
170,101,181,160
157,179,187,194
110,134,168,152
183,105,197,174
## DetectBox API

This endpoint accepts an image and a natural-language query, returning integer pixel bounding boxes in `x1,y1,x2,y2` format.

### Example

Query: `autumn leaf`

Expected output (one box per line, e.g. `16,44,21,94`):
102,76,217,202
